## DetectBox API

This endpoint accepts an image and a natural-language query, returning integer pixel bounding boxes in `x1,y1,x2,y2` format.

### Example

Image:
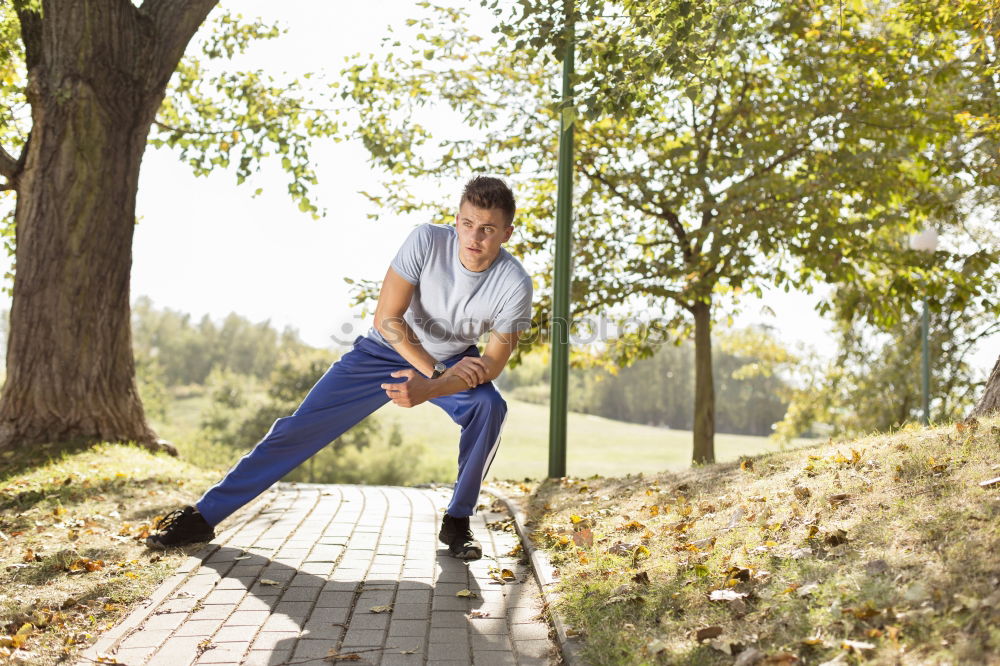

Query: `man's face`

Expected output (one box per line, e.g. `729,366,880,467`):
454,201,513,272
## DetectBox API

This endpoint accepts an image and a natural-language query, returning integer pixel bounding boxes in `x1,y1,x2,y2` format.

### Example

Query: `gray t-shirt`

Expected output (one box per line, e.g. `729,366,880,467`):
368,223,533,360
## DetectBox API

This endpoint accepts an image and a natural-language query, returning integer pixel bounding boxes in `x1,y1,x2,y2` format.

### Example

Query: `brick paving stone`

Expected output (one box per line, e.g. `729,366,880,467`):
468,618,508,635
235,596,278,612
189,605,233,621
81,485,558,666
316,590,355,607
195,642,250,664
428,642,470,661
119,629,173,649
474,651,517,666
223,610,270,626
515,639,553,659
341,627,386,648
242,648,293,665
262,614,302,633
273,600,312,618
472,633,514,651
292,637,341,659
250,630,299,651
386,618,426,637
203,588,246,605
174,618,226,637
280,585,321,602
348,612,391,631
110,646,157,664
430,610,468,628
142,612,188,632
147,636,204,666
510,622,549,641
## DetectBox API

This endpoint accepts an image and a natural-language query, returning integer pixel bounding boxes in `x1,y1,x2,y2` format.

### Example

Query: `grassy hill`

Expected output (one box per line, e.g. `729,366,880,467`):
523,417,1000,665
156,393,810,482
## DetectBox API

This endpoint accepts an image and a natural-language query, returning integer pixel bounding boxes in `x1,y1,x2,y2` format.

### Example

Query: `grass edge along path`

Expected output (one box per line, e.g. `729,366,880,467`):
0,442,222,665
524,418,1000,665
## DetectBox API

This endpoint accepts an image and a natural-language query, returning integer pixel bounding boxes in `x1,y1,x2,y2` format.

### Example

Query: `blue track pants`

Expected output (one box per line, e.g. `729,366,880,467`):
195,336,507,526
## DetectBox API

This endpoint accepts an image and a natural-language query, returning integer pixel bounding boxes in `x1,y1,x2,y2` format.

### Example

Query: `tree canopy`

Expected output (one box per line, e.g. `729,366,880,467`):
341,0,1000,462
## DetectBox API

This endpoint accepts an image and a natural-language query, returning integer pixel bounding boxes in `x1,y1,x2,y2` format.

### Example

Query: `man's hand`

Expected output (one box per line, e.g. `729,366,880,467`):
382,369,434,408
443,357,490,388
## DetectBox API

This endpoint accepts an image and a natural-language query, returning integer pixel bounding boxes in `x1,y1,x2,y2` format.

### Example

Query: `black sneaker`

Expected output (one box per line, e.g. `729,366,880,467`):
439,514,482,560
145,506,215,550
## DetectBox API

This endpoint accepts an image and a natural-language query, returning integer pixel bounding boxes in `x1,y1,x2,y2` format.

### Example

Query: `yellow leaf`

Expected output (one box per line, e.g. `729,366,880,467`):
456,589,478,598
570,515,583,524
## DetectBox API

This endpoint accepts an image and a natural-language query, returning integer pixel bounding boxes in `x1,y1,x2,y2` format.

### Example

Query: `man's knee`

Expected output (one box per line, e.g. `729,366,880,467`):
471,386,507,418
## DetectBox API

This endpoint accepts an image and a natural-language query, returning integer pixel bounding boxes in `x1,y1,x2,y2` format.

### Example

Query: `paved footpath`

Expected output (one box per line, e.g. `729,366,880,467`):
83,484,557,666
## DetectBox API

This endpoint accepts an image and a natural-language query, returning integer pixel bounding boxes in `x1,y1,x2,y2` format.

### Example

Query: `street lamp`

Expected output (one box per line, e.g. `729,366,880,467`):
909,228,939,426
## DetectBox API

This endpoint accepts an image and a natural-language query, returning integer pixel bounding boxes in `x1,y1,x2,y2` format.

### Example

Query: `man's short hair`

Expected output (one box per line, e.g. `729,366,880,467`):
460,176,516,225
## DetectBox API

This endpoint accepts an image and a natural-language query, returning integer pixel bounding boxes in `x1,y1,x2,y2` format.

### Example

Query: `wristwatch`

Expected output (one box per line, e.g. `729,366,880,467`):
430,362,447,380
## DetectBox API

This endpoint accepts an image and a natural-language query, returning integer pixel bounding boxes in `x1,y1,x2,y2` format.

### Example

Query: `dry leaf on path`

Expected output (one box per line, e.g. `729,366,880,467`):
259,579,281,586
325,649,362,661
369,605,393,613
456,589,478,598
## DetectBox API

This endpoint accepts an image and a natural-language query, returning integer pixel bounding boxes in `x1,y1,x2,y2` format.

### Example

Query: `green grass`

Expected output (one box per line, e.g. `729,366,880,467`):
526,418,1000,665
0,443,220,664
155,392,811,482
377,398,812,481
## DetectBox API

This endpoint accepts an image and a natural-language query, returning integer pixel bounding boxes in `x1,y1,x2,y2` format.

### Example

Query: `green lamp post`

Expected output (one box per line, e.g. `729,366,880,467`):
909,228,939,426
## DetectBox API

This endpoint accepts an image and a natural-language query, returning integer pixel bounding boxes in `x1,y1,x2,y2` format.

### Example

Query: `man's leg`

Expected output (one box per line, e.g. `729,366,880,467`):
194,339,408,526
431,380,508,558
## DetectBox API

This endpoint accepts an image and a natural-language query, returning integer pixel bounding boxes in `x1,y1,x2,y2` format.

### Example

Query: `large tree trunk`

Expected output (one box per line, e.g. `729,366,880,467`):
970,354,1000,418
0,0,217,452
691,300,715,464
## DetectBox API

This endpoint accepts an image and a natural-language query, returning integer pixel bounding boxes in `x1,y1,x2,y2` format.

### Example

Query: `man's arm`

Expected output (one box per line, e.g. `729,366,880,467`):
373,267,438,378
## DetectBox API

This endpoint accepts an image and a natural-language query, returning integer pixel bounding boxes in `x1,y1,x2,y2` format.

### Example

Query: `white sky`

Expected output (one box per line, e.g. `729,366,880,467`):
1,1,995,373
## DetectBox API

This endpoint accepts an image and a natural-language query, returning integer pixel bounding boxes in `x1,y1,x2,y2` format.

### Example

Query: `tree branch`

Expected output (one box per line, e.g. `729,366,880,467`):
139,0,220,91
0,145,19,181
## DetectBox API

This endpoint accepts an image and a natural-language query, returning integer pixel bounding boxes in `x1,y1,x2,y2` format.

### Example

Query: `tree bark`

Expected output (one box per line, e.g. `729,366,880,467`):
970,354,1000,418
0,0,216,452
691,300,715,464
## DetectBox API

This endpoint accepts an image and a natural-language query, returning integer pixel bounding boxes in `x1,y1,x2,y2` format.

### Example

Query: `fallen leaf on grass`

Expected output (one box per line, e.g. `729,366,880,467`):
456,589,478,598
67,558,104,573
632,571,650,585
763,652,799,664
572,528,593,548
827,493,851,505
369,605,393,613
824,530,848,546
695,626,723,642
792,485,811,500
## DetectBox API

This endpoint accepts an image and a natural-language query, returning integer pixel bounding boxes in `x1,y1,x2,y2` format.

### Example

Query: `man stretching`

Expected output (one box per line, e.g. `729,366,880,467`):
147,176,533,560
